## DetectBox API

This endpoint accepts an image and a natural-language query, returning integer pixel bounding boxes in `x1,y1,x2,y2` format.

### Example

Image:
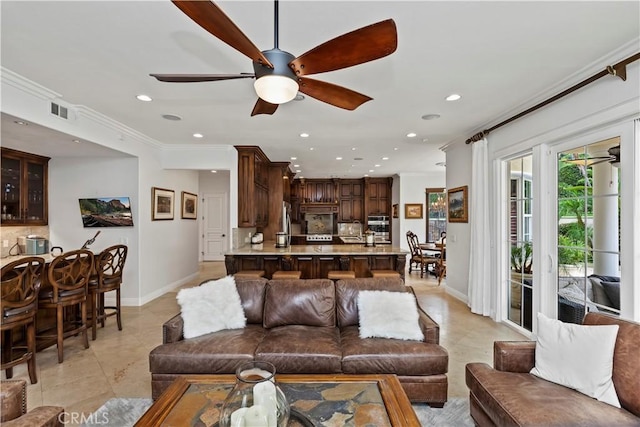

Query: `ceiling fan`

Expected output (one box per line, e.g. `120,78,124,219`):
150,0,397,116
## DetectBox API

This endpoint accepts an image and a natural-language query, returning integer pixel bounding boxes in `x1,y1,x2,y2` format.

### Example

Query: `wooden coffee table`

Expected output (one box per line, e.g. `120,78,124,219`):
136,374,420,426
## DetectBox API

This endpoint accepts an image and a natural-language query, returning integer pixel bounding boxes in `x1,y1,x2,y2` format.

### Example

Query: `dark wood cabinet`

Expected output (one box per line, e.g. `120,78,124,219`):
338,180,363,222
364,177,392,216
301,179,337,203
1,147,49,226
236,146,270,228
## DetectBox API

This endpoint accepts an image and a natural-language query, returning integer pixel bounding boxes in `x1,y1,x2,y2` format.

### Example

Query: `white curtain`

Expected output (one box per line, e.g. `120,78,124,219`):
467,138,492,316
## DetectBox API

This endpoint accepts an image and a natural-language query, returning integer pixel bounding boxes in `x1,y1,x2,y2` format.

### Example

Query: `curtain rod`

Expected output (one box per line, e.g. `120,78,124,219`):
466,52,640,144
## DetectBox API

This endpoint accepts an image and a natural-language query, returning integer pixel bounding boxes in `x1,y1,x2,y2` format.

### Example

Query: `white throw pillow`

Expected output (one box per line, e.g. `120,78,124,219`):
357,290,424,341
530,313,620,407
177,275,246,339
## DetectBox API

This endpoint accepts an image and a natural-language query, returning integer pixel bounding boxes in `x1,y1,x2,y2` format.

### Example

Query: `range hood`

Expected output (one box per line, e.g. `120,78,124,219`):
299,202,339,214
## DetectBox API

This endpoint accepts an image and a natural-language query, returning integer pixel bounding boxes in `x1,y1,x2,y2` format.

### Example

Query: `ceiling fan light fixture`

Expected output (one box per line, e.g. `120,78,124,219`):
254,75,299,104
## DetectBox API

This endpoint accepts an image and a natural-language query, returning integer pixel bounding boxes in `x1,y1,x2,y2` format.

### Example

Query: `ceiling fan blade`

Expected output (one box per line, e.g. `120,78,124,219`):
251,98,279,116
297,77,372,110
150,73,254,83
290,19,397,77
171,1,273,68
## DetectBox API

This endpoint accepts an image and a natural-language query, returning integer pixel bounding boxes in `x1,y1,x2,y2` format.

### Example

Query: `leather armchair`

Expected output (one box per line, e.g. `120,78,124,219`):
0,379,64,426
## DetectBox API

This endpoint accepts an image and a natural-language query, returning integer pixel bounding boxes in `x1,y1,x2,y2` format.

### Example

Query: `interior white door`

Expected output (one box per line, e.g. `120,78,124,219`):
203,192,227,261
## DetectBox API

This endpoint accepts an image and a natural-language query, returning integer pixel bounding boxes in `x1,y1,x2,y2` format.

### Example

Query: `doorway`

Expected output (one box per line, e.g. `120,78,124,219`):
202,192,228,261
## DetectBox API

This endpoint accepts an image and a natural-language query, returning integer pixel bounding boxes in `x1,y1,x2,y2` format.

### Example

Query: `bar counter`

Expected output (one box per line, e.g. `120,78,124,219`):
225,241,408,280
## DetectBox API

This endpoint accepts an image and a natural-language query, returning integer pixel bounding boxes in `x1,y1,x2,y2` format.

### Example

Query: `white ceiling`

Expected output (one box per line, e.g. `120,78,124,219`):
1,1,638,178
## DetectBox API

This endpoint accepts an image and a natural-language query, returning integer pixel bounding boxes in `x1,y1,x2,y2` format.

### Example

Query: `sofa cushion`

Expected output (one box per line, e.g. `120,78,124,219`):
255,325,342,373
588,274,619,307
177,276,246,338
584,312,640,417
341,326,448,376
234,278,268,324
466,362,640,426
530,313,620,407
263,279,335,328
602,281,621,310
149,325,266,374
335,277,406,328
357,290,424,341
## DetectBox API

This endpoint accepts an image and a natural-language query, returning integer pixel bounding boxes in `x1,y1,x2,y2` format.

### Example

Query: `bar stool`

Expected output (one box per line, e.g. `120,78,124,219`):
371,270,401,278
1,257,45,384
234,270,265,279
38,249,94,363
327,271,356,280
271,271,302,280
88,244,128,340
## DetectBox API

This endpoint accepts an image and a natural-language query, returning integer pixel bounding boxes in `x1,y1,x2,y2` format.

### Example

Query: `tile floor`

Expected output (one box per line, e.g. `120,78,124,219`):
6,262,525,419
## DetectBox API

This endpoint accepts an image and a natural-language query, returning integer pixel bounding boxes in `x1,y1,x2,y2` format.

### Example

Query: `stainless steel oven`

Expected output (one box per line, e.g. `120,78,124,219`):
367,215,389,240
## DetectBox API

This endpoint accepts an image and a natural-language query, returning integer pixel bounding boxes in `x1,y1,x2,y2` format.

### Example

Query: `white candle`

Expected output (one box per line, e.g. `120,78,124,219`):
230,407,248,427
243,404,270,427
253,381,277,426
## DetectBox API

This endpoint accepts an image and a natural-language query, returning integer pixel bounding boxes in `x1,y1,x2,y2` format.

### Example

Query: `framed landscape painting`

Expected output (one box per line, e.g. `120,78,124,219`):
447,185,468,223
181,191,197,219
405,203,423,219
152,187,174,220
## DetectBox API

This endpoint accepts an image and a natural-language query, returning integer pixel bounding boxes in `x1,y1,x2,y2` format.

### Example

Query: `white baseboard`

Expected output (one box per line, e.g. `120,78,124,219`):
106,272,199,307
444,285,469,304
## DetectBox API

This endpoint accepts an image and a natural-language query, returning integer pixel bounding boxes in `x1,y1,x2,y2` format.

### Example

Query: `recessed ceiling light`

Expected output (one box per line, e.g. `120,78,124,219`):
290,157,297,160
406,132,417,138
300,133,309,138
193,133,203,138
162,114,182,121
369,169,374,173
309,147,314,151
351,147,357,151
296,169,302,173
446,94,461,101
336,157,342,160
293,164,300,167
374,164,381,167
211,170,217,173
364,174,369,177
136,94,152,102
72,139,81,144
422,138,429,143
14,120,28,125
382,157,389,160
421,114,441,120
394,147,399,151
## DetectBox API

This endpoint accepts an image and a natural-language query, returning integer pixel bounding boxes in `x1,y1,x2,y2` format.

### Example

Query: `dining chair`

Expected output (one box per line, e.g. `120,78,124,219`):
88,244,127,340
436,240,447,285
1,257,45,384
406,231,438,278
38,249,94,363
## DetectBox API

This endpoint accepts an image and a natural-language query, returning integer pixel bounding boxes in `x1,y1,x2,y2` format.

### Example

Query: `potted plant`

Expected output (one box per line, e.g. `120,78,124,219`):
510,242,532,309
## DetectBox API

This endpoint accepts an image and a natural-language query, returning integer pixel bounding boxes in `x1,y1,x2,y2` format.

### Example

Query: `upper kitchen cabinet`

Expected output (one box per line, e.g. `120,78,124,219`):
338,179,363,222
364,177,392,217
1,147,49,226
302,179,338,203
236,146,270,228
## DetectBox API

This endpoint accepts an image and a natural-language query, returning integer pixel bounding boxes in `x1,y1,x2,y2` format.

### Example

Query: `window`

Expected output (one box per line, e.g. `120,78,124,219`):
425,188,446,242
557,138,620,323
507,155,534,331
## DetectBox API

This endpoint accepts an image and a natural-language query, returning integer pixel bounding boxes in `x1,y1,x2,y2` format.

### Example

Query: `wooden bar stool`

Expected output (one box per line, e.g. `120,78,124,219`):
271,271,302,280
234,270,265,279
371,270,401,278
327,271,356,280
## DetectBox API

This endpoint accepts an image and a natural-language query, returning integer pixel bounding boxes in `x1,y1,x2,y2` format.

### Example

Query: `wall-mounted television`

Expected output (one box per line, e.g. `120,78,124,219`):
79,197,133,227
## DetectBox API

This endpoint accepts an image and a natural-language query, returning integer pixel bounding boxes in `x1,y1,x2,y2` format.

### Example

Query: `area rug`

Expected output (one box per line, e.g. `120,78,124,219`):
82,397,473,426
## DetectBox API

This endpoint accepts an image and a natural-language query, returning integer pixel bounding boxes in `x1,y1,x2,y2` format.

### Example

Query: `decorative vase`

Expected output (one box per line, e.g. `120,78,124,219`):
219,361,290,427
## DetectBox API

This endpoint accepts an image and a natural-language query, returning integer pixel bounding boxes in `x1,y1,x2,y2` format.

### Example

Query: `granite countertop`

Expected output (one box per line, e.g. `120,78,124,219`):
0,253,55,268
227,241,407,256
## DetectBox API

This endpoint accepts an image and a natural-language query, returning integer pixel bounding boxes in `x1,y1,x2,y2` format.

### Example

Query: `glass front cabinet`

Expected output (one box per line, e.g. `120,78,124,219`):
1,147,49,226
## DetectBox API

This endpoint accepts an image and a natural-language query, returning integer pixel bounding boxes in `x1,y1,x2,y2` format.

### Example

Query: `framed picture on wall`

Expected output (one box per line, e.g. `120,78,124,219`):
152,187,174,220
181,191,197,219
447,185,468,223
392,204,399,218
404,203,423,219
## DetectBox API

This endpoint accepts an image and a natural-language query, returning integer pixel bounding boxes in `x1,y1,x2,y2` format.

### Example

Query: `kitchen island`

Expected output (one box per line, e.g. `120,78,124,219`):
225,242,408,280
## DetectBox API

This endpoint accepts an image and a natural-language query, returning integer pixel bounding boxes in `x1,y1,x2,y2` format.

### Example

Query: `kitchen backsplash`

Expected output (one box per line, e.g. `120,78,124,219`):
232,227,256,250
1,225,50,258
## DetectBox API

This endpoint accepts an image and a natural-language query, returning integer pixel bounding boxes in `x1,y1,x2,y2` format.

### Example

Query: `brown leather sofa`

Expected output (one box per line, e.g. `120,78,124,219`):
465,312,640,426
149,277,448,406
0,379,64,427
